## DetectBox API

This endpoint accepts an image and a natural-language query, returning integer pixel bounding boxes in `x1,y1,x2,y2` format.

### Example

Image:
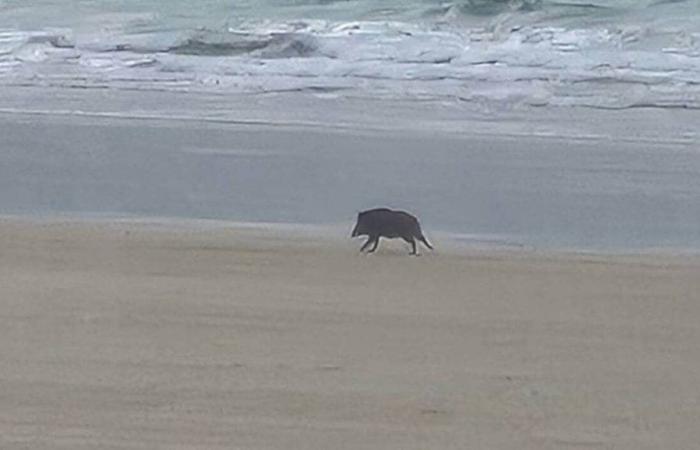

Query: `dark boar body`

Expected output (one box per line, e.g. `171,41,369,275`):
351,208,433,255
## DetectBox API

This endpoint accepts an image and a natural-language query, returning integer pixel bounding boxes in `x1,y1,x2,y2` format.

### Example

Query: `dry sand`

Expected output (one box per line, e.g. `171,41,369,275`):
1,219,699,449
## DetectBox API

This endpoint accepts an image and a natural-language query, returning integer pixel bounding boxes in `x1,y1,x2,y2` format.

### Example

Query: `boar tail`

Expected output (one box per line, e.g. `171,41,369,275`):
418,234,433,250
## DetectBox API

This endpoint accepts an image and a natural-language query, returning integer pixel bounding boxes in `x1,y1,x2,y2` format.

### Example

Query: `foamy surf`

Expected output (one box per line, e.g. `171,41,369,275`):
1,0,700,109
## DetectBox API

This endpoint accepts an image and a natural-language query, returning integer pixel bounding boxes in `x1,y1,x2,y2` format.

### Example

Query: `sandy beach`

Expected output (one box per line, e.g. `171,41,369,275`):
2,219,699,449
4,1,700,447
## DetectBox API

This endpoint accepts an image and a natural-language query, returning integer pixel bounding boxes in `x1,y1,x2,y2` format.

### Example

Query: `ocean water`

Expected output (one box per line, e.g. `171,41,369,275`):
2,1,700,251
2,0,700,108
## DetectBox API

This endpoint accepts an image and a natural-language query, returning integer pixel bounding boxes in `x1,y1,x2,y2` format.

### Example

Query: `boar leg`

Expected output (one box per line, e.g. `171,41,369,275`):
368,236,381,253
360,236,375,252
403,236,418,255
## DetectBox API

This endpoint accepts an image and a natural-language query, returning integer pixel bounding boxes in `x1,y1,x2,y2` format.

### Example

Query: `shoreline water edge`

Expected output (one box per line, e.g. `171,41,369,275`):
1,94,699,254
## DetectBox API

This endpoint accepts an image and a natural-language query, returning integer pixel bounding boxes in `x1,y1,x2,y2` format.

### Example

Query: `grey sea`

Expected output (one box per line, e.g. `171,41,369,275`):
2,0,700,251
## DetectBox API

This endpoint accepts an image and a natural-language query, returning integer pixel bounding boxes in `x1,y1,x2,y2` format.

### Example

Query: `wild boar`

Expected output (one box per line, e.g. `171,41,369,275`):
351,208,433,255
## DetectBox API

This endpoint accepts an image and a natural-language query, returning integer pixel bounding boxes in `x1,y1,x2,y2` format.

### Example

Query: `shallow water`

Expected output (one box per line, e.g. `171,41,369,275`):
2,101,699,252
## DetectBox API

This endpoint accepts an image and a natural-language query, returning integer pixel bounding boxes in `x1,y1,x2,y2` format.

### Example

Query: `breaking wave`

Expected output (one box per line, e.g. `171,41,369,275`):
1,0,700,109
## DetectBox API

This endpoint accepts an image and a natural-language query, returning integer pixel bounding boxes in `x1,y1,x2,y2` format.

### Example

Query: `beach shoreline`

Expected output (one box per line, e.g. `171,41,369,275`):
3,1,700,446
3,214,700,259
2,95,699,252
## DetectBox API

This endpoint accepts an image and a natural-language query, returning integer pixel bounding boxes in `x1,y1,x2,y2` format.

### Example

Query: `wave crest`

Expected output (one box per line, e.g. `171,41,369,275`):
2,16,700,110
167,30,319,58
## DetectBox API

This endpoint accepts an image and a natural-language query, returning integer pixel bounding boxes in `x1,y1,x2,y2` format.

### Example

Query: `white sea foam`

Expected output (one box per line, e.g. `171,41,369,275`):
0,20,697,110
1,1,699,109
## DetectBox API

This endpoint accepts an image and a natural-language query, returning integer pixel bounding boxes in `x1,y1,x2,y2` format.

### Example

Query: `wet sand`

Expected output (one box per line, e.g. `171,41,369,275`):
2,98,700,250
1,219,699,449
